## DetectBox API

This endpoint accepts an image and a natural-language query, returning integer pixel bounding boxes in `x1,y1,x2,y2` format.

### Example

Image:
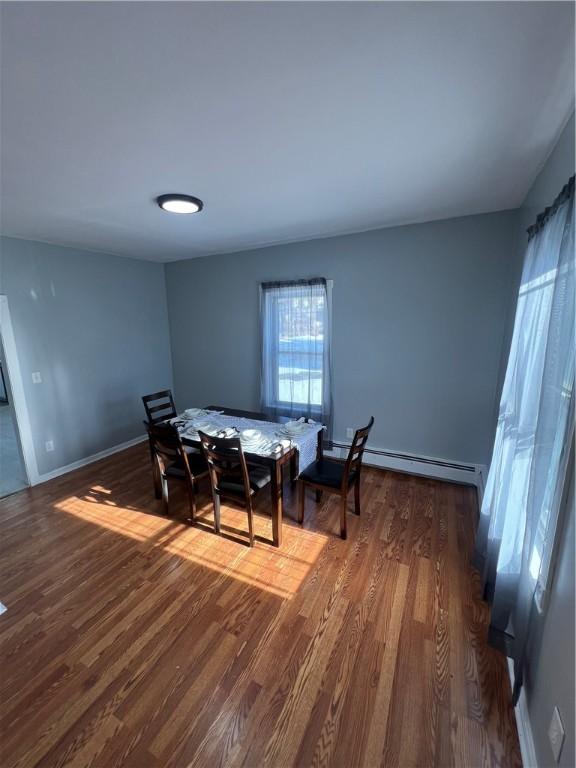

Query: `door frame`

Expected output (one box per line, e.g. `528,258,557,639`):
0,294,39,485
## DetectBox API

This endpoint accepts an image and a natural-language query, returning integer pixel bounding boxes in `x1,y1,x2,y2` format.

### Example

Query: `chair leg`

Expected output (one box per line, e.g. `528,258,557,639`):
161,475,170,517
297,480,305,524
152,454,162,499
340,494,347,540
185,478,197,523
315,489,323,503
354,478,361,516
213,493,221,534
247,499,255,547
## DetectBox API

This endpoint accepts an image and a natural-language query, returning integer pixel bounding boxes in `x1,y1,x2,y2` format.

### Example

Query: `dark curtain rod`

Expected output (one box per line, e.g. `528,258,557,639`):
527,174,575,241
260,277,327,289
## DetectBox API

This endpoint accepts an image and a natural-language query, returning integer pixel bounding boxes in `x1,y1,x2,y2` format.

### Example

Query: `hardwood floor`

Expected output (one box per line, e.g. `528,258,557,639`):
0,443,521,768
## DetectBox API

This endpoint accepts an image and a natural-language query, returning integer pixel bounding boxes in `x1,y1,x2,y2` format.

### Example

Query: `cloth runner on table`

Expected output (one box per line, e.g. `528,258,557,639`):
177,412,323,472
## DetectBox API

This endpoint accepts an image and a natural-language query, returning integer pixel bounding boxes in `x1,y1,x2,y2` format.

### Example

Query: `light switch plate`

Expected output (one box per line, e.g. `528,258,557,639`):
32,371,42,384
346,427,354,439
548,706,565,763
45,440,54,453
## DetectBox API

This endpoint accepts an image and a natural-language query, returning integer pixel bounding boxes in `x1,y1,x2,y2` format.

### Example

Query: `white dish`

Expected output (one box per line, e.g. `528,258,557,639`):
284,421,308,434
192,422,219,436
184,408,204,419
191,419,211,430
241,429,262,441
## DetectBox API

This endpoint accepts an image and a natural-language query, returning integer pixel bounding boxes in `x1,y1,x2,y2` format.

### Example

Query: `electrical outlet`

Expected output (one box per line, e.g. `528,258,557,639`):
346,428,354,439
548,706,565,763
32,371,42,384
45,440,54,453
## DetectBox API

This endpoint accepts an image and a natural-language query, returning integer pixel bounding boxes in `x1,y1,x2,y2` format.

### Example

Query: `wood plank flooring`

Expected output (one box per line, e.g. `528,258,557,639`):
0,443,521,768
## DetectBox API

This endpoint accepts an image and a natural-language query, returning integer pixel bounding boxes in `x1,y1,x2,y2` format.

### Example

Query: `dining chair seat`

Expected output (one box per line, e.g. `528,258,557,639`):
220,465,272,496
300,460,357,490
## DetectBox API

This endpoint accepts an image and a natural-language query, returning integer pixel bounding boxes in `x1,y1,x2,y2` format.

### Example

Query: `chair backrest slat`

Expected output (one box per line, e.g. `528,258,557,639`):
199,432,252,501
147,422,188,468
142,390,177,425
147,402,173,415
343,417,374,481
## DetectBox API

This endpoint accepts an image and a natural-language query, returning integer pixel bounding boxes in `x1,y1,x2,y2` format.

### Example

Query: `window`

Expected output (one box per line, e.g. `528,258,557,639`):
531,387,574,613
260,279,332,431
474,175,574,680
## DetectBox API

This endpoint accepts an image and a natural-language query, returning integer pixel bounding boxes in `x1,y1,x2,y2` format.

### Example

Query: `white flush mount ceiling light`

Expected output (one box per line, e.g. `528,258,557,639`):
156,194,204,214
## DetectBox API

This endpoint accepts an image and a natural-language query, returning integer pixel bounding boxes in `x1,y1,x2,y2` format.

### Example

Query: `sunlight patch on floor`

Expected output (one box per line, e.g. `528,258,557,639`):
54,489,328,599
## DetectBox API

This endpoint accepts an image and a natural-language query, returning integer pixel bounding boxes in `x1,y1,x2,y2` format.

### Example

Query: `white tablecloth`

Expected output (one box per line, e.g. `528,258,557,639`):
177,411,323,472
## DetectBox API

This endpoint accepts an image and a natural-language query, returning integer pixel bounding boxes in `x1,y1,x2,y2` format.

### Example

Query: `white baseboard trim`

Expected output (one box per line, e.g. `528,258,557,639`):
324,441,487,490
33,435,147,486
508,659,538,768
33,436,487,494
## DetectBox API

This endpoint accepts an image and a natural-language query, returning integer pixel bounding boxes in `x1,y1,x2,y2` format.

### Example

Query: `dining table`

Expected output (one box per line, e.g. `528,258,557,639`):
175,405,325,547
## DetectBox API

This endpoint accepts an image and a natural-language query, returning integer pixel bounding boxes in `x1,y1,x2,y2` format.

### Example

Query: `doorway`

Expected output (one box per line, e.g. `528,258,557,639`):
0,337,29,497
0,295,37,495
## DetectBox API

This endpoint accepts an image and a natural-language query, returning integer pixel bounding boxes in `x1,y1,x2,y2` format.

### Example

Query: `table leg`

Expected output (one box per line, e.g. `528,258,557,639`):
270,460,283,547
290,449,299,482
316,429,324,461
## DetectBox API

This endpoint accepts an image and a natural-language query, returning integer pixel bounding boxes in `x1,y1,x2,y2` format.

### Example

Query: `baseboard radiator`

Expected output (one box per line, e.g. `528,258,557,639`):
325,441,483,487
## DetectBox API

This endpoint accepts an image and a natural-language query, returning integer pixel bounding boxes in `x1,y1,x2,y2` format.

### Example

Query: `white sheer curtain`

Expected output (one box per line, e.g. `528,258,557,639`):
474,176,574,701
260,279,333,438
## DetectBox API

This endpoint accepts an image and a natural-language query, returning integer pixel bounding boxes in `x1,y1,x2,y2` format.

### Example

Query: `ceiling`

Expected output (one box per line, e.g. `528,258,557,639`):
1,1,574,263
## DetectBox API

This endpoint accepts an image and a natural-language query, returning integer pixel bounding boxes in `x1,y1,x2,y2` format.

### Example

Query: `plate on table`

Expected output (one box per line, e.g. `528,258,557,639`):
183,408,205,419
241,429,261,442
283,420,309,436
186,420,218,438
240,429,263,450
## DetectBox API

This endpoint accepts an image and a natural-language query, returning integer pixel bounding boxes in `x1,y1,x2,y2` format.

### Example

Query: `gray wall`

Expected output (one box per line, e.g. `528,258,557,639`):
527,466,575,768
519,113,575,768
166,210,519,467
0,236,173,476
520,112,575,236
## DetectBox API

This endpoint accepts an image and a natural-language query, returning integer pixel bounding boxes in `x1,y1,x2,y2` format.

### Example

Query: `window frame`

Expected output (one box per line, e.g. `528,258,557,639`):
260,278,332,419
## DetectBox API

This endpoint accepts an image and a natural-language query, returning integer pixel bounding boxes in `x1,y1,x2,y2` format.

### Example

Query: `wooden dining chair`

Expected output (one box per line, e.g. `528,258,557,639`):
142,389,177,425
198,432,272,547
142,391,177,490
148,422,208,521
297,417,374,539
142,390,202,495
